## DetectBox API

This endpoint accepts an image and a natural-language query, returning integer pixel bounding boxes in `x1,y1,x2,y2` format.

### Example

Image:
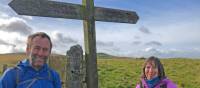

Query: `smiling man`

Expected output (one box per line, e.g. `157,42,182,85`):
0,32,61,88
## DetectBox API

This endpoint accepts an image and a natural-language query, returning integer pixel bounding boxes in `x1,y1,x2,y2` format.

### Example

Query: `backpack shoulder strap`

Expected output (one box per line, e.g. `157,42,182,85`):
139,81,143,88
47,68,55,82
160,78,169,88
12,66,22,85
160,83,167,88
48,69,53,81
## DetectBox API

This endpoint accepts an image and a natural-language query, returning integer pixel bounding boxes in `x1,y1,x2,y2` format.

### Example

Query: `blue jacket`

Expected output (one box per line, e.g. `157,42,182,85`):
0,79,2,88
0,59,61,88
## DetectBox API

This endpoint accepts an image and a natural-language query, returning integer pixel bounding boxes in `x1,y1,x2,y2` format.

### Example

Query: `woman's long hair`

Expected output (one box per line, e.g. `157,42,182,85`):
142,56,166,79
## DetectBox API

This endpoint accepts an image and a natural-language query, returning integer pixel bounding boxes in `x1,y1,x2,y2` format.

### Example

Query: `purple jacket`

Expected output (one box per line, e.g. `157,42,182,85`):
136,78,177,88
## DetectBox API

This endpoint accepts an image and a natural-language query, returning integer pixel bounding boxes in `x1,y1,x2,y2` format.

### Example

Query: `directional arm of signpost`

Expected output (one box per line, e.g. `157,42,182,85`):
9,0,139,88
9,0,139,23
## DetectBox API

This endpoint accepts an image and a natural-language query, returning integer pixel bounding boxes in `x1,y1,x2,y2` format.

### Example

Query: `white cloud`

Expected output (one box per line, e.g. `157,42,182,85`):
97,41,114,47
0,0,200,58
52,31,78,44
0,45,16,54
143,47,161,56
0,16,31,54
0,31,27,54
140,47,200,58
144,41,162,46
152,21,200,46
132,41,142,45
0,17,33,35
139,26,151,34
21,16,33,20
96,40,120,55
0,39,15,47
134,36,140,39
0,12,9,18
51,31,78,54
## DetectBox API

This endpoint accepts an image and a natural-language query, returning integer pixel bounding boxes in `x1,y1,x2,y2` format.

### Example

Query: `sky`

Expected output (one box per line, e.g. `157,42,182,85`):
0,0,200,58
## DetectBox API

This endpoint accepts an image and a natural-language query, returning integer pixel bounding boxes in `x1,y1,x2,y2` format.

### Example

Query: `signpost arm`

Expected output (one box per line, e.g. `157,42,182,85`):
82,0,98,88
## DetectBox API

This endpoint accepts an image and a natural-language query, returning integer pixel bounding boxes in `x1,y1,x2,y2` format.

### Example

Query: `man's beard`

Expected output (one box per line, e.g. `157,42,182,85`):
30,54,48,70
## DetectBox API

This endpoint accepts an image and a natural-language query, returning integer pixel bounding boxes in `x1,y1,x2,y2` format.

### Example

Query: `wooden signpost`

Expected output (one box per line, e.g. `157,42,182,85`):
9,0,139,88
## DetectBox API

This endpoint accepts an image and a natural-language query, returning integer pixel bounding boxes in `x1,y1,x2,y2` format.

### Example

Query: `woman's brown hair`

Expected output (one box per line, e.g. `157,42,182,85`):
142,56,165,79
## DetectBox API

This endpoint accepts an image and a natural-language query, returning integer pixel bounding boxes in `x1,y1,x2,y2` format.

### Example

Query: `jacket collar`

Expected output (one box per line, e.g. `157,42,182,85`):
17,59,49,72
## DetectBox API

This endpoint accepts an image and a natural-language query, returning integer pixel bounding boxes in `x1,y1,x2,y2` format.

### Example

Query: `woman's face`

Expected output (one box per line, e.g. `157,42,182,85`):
145,62,158,80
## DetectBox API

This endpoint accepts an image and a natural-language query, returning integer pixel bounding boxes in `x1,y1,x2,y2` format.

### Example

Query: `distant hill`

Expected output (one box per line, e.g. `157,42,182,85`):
0,52,26,55
0,53,26,64
0,52,132,61
0,53,64,56
97,52,117,59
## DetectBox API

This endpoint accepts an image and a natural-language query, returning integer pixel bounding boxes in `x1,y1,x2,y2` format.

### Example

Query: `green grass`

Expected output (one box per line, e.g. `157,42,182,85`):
98,58,143,88
97,58,200,88
1,54,200,88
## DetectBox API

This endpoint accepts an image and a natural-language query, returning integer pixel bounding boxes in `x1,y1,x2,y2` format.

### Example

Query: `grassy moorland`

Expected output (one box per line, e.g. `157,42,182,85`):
98,58,200,88
0,53,200,88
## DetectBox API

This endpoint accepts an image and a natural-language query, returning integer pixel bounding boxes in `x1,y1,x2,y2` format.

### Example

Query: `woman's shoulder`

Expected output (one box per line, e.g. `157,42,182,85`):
161,77,177,88
135,78,148,88
135,84,140,88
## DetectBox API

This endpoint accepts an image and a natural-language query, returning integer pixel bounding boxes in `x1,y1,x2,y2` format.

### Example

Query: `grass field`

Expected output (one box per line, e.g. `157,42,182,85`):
0,54,200,88
98,58,200,88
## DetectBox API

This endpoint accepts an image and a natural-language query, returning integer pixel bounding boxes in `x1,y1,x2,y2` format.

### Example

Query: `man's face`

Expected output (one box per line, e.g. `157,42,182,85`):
26,36,51,69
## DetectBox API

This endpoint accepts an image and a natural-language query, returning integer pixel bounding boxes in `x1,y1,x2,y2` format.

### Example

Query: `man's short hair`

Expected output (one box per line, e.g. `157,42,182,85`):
27,32,52,51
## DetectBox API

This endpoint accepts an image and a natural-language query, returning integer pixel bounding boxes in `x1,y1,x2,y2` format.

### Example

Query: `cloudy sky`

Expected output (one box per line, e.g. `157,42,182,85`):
0,0,200,58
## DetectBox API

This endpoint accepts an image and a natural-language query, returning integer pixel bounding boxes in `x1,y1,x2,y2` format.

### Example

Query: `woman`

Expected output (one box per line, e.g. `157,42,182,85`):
136,56,177,88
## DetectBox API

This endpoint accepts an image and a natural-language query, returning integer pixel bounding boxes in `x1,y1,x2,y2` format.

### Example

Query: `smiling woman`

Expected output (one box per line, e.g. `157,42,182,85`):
135,56,177,88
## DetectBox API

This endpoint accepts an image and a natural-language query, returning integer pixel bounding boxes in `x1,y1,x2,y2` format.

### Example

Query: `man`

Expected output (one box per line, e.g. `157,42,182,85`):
0,32,61,88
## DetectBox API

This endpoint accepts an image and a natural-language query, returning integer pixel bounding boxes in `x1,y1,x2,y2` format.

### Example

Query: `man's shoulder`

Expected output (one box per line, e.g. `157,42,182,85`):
2,66,25,77
0,67,17,88
3,67,18,75
47,67,59,76
0,66,19,82
46,67,61,83
48,67,59,76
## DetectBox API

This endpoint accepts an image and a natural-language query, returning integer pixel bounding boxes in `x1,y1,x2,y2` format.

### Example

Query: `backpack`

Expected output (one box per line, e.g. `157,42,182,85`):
13,66,53,88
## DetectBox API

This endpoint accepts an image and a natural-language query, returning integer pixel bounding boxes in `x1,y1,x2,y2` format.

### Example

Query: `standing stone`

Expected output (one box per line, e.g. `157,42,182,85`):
66,45,86,88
